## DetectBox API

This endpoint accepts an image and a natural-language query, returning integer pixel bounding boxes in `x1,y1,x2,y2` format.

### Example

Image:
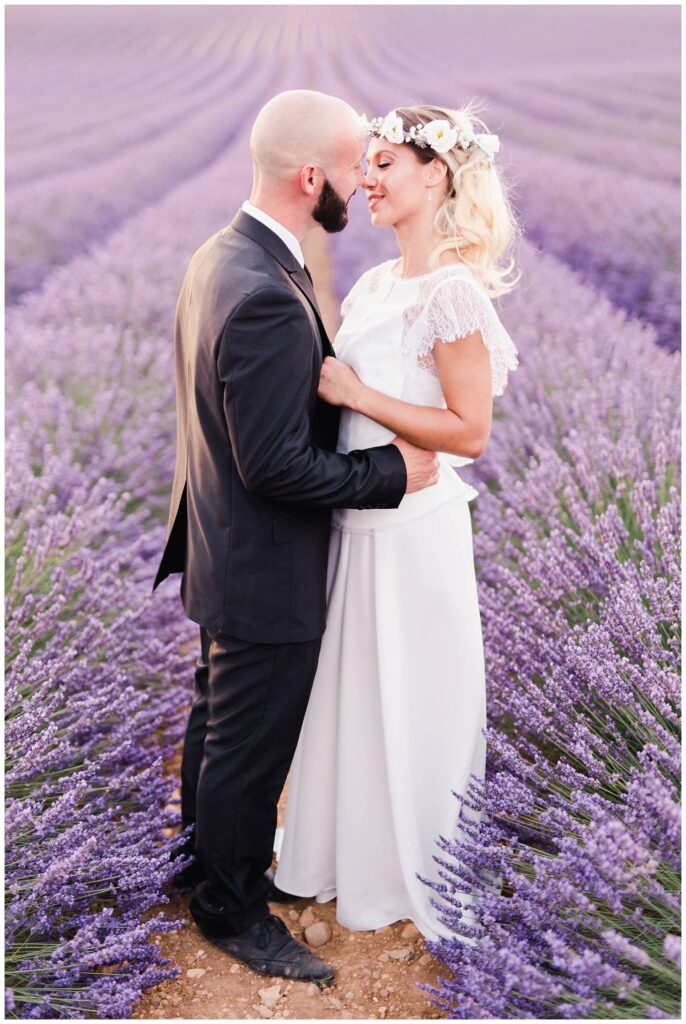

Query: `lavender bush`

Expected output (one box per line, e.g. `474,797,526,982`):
5,477,192,1017
5,7,280,302
412,252,681,1018
5,264,196,1014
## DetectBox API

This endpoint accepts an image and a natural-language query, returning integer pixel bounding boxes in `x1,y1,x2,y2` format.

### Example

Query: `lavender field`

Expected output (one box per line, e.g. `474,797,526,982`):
5,5,680,1019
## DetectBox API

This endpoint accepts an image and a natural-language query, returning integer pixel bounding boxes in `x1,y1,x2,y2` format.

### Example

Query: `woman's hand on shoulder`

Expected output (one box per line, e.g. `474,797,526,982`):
318,356,365,409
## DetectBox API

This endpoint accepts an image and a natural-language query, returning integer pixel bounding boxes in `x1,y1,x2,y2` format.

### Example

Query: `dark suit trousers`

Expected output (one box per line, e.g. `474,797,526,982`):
180,625,322,932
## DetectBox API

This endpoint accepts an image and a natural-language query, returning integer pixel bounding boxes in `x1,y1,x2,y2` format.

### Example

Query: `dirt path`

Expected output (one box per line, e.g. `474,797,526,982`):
133,233,449,1019
135,759,452,1020
134,766,449,1020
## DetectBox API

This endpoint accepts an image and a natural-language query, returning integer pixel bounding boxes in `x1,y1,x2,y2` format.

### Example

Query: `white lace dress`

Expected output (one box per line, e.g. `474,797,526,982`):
273,259,519,941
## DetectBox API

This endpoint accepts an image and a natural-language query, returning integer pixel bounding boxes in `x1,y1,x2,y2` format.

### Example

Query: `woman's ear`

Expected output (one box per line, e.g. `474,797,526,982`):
428,158,449,188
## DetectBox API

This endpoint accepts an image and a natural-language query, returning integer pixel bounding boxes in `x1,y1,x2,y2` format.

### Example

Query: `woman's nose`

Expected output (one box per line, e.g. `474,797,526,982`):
364,168,377,189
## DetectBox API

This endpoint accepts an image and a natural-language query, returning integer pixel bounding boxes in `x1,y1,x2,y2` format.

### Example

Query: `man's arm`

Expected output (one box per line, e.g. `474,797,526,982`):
217,285,407,509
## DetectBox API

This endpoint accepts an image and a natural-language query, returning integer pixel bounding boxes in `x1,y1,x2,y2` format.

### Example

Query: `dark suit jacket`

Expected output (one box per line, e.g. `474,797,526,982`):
152,209,407,643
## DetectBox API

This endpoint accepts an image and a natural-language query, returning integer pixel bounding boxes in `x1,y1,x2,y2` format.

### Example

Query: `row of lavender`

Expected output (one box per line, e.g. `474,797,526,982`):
423,254,681,1018
8,8,680,351
5,7,290,300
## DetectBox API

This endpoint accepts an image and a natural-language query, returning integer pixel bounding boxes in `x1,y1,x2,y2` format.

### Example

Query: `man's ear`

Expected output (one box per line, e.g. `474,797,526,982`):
299,165,321,196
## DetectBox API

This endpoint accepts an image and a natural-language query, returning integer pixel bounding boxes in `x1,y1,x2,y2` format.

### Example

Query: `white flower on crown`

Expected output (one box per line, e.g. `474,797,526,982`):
422,119,459,154
360,108,501,164
474,132,500,160
381,111,405,145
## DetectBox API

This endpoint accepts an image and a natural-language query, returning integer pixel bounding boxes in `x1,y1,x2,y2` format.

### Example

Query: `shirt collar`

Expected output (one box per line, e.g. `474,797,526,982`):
241,200,305,268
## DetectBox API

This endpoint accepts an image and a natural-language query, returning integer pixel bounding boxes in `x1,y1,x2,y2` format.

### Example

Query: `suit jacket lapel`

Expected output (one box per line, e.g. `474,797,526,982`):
231,210,335,360
228,210,334,357
287,267,334,358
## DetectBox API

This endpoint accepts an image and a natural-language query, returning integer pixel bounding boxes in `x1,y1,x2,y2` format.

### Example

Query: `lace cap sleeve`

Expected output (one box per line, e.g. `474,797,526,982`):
402,272,519,396
340,261,393,319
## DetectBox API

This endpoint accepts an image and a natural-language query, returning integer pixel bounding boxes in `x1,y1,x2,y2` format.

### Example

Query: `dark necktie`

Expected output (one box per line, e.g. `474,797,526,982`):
303,264,313,284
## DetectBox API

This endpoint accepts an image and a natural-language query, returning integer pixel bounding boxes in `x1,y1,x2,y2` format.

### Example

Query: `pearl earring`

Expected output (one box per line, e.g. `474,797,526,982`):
428,187,433,202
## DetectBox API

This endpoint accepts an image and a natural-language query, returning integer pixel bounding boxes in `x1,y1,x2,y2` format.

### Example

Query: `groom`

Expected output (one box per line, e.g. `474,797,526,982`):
153,90,438,983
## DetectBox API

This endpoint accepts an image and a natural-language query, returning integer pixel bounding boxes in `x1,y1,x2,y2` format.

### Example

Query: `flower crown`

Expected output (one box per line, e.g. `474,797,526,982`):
361,110,500,161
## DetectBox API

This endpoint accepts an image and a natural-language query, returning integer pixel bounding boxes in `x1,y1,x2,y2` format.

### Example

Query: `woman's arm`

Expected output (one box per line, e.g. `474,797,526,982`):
318,331,493,458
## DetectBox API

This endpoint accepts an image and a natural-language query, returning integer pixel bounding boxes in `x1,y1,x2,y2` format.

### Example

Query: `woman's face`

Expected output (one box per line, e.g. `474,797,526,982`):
364,136,441,228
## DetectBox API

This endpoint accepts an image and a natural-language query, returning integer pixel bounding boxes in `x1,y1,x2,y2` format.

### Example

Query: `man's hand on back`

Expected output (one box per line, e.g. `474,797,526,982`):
392,438,440,494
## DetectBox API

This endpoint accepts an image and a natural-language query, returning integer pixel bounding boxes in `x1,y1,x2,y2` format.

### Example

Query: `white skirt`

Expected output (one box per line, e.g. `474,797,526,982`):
274,478,486,943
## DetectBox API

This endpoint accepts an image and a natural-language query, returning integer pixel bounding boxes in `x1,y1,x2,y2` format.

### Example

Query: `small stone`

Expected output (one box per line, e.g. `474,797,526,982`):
388,946,412,960
304,921,331,947
299,907,317,928
194,948,206,958
379,1007,388,1018
186,967,206,978
328,996,343,1009
256,1006,273,1019
401,923,420,939
287,909,299,921
418,953,432,966
259,984,282,1009
377,954,389,963
229,963,241,974
374,925,392,935
305,983,321,997
379,988,390,998
345,989,355,999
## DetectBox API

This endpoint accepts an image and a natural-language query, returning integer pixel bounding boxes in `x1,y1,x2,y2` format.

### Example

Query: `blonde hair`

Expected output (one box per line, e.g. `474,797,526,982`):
395,102,523,298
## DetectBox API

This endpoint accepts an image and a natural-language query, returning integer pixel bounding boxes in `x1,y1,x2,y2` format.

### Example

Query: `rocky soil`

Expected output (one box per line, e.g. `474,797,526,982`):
133,774,450,1021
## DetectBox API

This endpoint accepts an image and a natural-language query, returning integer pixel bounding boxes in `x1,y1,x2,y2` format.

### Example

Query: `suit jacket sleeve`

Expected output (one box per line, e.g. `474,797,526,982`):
217,285,407,508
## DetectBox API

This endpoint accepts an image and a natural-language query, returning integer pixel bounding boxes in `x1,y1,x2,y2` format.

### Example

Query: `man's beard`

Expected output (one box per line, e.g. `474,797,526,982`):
312,178,350,233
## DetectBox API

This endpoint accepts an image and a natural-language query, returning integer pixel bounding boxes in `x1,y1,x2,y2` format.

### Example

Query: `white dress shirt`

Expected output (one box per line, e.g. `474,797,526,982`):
241,200,305,268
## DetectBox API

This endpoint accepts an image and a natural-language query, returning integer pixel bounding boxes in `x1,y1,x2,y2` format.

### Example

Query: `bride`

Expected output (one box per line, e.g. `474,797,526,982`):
273,103,521,941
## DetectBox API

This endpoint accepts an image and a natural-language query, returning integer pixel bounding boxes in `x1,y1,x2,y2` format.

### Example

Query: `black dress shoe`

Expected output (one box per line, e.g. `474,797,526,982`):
264,866,301,904
189,901,335,983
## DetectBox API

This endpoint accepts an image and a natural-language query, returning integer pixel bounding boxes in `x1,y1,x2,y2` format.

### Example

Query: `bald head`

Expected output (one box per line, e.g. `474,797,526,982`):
250,90,363,186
